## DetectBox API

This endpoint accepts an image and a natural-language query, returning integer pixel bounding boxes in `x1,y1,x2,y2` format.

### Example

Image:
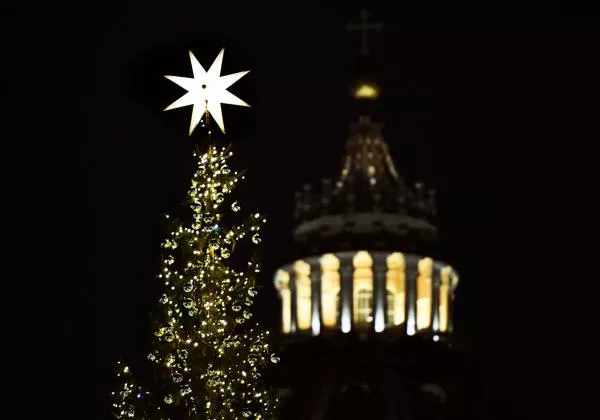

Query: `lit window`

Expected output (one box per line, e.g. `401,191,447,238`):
355,289,373,325
274,270,291,333
386,253,406,326
386,290,395,324
293,260,311,331
320,253,341,328
417,258,433,330
353,251,373,328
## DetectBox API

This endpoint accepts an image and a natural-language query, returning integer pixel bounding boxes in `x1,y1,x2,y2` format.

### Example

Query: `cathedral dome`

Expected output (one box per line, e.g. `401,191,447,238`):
292,115,438,257
272,9,458,340
275,118,458,339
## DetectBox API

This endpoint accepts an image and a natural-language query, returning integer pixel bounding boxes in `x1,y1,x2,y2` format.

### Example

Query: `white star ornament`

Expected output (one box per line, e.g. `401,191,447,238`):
164,49,249,135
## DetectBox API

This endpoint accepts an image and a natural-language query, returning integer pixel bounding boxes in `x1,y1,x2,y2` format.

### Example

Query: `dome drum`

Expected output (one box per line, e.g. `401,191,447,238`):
273,250,459,339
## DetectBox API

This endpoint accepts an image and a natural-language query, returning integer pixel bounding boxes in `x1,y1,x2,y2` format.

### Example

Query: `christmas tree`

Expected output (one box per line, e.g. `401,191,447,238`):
110,49,279,419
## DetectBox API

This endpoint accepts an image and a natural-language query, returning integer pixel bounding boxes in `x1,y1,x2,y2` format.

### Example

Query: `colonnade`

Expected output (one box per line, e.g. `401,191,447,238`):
274,251,459,337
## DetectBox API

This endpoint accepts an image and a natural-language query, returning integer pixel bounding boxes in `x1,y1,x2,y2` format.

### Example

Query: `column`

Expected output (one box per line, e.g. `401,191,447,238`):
404,258,417,336
373,255,387,333
430,266,441,332
340,256,354,333
290,268,298,334
447,271,457,333
310,259,322,336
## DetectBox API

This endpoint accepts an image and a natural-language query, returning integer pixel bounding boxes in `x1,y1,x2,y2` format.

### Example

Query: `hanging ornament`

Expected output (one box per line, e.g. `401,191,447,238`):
180,384,192,396
231,201,241,212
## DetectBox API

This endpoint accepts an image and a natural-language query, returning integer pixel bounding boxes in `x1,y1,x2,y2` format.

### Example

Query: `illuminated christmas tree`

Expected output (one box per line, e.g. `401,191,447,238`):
111,49,279,419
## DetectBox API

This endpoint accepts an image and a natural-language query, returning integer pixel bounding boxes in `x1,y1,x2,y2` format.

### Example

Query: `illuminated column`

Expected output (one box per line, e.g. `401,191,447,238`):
309,259,322,336
430,266,441,332
404,257,417,336
340,255,354,333
274,270,291,334
373,255,387,333
293,260,312,331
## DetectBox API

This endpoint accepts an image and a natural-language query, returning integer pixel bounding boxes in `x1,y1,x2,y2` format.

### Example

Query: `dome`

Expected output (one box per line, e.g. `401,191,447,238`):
275,116,458,339
273,10,458,341
292,115,438,257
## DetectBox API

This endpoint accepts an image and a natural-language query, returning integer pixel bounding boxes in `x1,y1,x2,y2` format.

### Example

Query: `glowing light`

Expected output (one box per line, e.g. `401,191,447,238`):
341,317,351,333
164,49,250,135
374,306,385,332
433,334,440,342
353,83,379,99
311,313,321,336
110,147,279,418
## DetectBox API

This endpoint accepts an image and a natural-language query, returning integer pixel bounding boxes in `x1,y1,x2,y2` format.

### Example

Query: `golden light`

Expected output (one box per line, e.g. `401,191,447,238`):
353,83,379,99
164,49,250,135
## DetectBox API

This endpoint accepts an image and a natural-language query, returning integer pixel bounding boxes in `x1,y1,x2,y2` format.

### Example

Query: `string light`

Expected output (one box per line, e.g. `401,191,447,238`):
111,145,279,419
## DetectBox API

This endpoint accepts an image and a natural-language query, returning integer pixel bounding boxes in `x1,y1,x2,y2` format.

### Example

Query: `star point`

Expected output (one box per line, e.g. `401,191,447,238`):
164,48,249,135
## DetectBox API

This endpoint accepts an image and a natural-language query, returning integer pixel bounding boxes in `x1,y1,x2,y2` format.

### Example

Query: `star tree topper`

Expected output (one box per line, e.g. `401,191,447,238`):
164,49,249,135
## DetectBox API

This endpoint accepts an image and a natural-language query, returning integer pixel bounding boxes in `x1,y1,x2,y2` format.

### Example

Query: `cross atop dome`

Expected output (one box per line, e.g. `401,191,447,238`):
346,9,384,56
346,9,384,110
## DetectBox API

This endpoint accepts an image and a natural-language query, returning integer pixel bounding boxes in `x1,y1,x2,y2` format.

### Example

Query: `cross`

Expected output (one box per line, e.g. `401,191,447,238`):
346,9,383,56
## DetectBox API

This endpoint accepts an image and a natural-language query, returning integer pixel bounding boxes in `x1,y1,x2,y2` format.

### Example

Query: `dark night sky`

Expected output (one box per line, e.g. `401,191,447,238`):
8,4,598,419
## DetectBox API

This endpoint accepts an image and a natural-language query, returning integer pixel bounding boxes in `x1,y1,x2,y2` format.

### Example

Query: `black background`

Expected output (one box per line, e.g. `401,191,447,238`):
5,3,598,419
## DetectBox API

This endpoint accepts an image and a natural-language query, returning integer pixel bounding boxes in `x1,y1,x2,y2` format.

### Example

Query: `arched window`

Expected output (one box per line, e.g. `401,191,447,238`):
274,269,291,333
355,289,373,325
320,253,341,328
353,251,373,327
386,252,405,326
293,260,311,331
417,257,433,330
386,289,395,324
439,266,452,332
